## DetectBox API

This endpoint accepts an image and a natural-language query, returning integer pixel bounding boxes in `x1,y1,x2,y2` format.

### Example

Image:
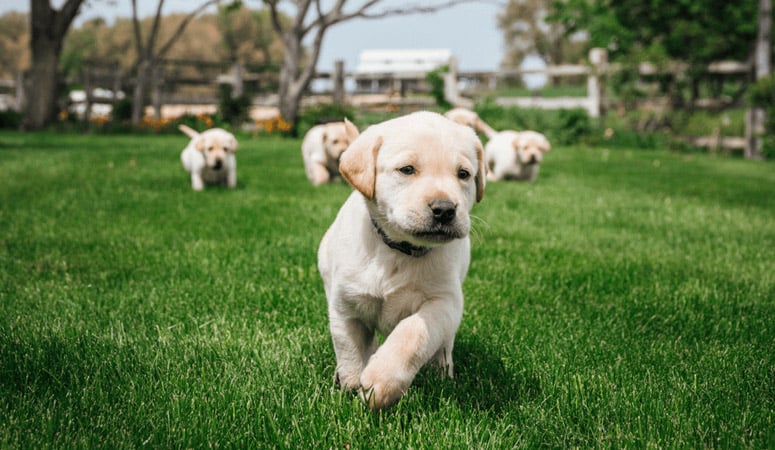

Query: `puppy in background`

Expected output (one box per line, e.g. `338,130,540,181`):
179,124,238,191
318,111,486,410
301,121,354,185
485,130,551,182
444,107,496,139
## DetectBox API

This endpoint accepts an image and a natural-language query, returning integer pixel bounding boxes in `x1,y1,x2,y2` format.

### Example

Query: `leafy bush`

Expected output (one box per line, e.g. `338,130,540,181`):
111,98,133,122
217,83,251,127
556,108,593,145
426,65,451,109
0,109,22,129
475,99,594,145
297,103,358,136
748,74,775,159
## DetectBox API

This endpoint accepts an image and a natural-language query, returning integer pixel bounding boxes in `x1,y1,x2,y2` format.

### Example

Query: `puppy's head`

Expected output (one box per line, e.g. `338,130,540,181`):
340,111,485,247
512,131,550,165
195,128,238,170
321,122,354,163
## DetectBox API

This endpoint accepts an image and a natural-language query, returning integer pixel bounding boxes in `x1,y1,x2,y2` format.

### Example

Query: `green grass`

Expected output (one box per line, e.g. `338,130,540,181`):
1,130,773,448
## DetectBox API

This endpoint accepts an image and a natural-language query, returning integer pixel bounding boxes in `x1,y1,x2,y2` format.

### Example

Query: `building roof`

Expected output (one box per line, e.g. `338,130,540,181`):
355,49,454,76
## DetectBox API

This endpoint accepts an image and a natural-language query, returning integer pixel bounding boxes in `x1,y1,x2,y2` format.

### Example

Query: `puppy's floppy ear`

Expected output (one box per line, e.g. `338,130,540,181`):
474,140,486,203
229,135,238,152
344,118,359,142
511,135,523,152
538,135,551,153
339,130,381,200
195,137,205,152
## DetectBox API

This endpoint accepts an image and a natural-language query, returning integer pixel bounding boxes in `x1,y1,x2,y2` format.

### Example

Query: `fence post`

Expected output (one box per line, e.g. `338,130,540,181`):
745,0,771,160
333,60,345,104
151,65,162,120
84,68,93,122
112,61,122,101
232,62,244,98
587,48,607,119
443,56,473,109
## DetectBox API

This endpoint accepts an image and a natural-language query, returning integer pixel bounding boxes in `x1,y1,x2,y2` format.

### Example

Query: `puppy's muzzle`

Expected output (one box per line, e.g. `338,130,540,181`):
213,159,223,170
430,199,456,225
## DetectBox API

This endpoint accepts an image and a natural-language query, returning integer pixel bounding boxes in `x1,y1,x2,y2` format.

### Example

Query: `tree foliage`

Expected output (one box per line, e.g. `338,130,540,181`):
0,12,29,80
497,0,586,67
549,0,761,65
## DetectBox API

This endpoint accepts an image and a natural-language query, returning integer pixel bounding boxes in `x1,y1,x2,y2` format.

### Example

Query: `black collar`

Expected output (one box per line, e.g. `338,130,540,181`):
371,218,431,257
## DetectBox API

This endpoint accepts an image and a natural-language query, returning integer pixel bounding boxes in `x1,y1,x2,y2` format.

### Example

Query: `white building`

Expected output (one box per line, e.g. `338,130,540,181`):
353,49,455,94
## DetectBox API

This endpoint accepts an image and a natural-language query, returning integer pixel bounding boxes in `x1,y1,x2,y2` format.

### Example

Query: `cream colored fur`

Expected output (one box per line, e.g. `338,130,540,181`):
318,111,485,410
179,124,238,191
485,130,551,182
301,121,354,185
444,107,496,138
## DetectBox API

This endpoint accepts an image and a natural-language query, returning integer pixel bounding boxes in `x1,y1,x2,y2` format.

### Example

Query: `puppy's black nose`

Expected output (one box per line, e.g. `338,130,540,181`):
213,159,223,170
430,199,456,225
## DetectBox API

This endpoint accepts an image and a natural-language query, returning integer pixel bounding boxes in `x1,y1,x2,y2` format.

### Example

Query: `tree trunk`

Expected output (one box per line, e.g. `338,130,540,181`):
131,60,152,125
277,38,304,134
23,0,84,129
24,41,61,129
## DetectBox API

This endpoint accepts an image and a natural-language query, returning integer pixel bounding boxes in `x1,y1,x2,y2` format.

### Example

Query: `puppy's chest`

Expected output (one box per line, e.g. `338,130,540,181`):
201,166,228,183
345,262,438,334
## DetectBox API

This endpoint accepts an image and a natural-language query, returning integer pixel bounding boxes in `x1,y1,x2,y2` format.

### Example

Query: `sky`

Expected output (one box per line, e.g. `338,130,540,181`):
0,0,505,72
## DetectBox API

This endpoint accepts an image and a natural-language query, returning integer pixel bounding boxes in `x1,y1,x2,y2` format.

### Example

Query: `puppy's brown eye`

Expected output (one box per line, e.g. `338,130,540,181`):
398,166,415,175
458,169,471,180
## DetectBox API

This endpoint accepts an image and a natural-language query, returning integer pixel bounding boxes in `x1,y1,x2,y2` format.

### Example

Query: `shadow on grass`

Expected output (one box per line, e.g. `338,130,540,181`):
410,333,542,415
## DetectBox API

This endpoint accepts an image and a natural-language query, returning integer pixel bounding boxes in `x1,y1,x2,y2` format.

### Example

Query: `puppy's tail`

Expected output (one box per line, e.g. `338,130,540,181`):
178,124,200,138
475,118,497,139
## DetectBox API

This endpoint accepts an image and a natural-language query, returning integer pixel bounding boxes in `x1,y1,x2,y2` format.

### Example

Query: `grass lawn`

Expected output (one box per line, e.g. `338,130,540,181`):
0,129,773,448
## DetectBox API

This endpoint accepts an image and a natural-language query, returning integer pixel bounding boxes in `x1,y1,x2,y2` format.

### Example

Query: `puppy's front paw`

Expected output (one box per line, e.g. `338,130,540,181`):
335,370,361,391
358,365,411,410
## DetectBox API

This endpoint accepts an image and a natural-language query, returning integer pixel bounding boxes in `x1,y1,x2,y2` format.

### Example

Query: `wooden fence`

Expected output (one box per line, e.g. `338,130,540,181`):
444,49,755,155
1,49,764,157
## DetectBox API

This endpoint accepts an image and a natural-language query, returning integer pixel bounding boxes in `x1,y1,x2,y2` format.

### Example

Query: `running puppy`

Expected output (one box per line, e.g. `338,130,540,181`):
485,130,551,182
318,111,486,410
179,124,238,191
301,121,354,185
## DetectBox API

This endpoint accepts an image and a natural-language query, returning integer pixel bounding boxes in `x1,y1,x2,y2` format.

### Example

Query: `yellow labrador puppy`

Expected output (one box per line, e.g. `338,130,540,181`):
179,124,238,191
318,111,486,410
301,121,354,185
444,107,496,139
485,130,551,182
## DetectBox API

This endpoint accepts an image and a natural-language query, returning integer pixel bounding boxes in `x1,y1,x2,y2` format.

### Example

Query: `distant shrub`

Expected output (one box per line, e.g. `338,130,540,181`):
111,98,133,122
748,74,775,159
475,99,594,145
555,108,592,145
297,103,358,136
218,84,251,128
426,65,451,109
0,110,22,129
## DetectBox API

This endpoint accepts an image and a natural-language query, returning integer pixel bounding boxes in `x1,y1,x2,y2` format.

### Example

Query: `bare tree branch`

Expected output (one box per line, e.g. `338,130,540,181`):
155,0,221,59
131,0,145,57
146,0,167,59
